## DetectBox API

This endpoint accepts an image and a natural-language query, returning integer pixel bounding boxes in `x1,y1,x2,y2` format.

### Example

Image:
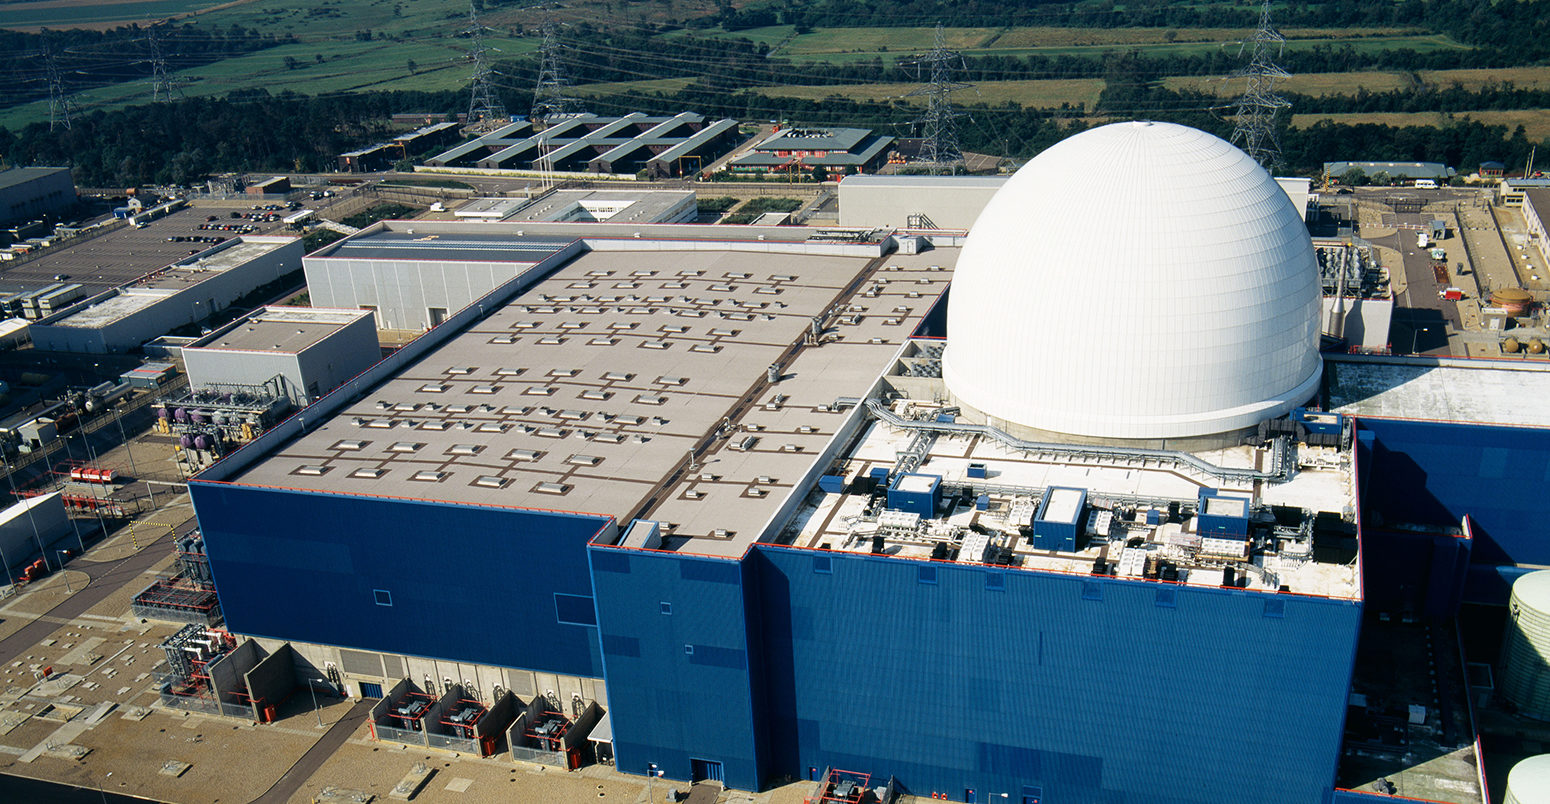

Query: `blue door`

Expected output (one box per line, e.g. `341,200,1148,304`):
360,682,383,698
1022,785,1044,804
966,790,976,803
691,759,724,783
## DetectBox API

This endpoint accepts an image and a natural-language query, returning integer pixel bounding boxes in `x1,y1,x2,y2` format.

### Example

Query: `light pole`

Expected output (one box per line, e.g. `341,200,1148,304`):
646,763,662,802
58,551,71,592
1411,325,1432,355
114,406,154,510
309,679,322,727
4,454,52,570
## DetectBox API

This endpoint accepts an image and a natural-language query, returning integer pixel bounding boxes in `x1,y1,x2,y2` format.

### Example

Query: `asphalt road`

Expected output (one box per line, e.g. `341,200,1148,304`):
0,513,191,668
249,697,375,804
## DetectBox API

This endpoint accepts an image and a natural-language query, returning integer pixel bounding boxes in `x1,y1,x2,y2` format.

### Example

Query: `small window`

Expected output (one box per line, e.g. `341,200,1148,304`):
684,644,695,656
373,589,393,607
660,602,672,615
918,566,938,585
813,555,832,574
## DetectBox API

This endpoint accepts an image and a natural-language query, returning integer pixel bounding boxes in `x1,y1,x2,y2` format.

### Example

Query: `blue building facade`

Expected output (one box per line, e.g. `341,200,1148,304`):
591,541,1362,803
190,481,613,678
1355,419,1550,612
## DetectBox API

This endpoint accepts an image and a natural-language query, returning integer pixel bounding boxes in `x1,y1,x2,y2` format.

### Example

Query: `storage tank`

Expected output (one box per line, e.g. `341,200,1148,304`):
1501,571,1550,719
1493,288,1534,316
1506,754,1550,804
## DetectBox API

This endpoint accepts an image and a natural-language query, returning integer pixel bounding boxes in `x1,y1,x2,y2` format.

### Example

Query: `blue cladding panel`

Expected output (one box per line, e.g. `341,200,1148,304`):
1358,418,1550,565
591,547,764,791
191,482,608,677
753,547,1359,804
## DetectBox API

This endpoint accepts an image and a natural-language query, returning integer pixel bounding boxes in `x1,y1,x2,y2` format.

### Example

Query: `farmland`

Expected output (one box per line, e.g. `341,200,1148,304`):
1291,109,1550,141
745,78,1106,110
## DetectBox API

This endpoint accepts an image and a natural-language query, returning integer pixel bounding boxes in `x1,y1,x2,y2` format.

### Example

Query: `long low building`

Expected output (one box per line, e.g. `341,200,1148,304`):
30,236,303,354
0,166,75,227
424,113,742,178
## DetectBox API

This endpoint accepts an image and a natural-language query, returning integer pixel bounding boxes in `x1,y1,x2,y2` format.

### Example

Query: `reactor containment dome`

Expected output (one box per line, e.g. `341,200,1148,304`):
942,121,1322,443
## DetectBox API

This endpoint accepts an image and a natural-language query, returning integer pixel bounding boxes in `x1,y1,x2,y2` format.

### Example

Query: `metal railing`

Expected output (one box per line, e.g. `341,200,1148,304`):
865,399,1293,485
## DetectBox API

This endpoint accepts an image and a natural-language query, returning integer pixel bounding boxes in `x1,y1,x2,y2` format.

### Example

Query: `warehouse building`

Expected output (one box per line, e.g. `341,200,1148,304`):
728,127,894,175
29,236,303,354
182,306,379,405
1323,161,1454,185
423,113,741,178
183,122,1545,803
340,122,463,173
0,166,75,226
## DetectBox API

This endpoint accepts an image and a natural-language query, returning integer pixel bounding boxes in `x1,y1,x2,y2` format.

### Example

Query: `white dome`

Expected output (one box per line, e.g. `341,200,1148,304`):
942,121,1321,441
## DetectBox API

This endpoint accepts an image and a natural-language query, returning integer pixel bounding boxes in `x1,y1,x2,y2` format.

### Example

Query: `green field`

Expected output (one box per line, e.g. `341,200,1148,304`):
747,78,1105,110
705,24,1466,64
0,0,226,30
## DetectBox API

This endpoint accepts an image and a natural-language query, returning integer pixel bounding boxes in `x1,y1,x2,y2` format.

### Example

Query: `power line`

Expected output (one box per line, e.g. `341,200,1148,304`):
1228,0,1291,169
462,0,508,130
902,22,970,174
531,19,582,123
45,41,73,131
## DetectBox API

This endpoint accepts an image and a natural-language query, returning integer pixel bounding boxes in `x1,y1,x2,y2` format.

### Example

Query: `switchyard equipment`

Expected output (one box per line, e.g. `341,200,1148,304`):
383,691,436,732
158,625,237,714
133,532,221,625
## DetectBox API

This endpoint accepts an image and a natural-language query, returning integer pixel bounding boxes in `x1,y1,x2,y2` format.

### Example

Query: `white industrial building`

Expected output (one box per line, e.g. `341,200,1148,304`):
454,190,696,224
29,236,303,354
182,306,380,405
0,492,71,580
839,173,1315,231
942,122,1322,446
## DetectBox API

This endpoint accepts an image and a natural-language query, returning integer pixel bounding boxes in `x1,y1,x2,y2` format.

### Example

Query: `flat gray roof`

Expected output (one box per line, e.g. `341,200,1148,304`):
840,175,1009,189
1328,357,1550,428
189,306,370,354
323,231,578,264
230,244,955,556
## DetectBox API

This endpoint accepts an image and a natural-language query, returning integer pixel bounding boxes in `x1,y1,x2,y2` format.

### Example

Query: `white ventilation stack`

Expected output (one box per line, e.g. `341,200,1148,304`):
1502,571,1550,720
1506,753,1550,804
943,121,1321,442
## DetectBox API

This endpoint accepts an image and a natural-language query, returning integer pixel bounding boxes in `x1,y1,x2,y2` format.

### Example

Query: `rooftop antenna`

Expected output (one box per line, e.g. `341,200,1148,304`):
463,0,507,131
531,19,581,125
45,41,73,131
1228,0,1291,170
903,22,970,175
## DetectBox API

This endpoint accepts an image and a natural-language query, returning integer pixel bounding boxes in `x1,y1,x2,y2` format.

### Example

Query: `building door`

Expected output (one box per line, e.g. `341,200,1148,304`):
808,767,819,782
428,307,448,326
965,790,976,804
690,759,724,784
1022,785,1044,804
359,681,383,699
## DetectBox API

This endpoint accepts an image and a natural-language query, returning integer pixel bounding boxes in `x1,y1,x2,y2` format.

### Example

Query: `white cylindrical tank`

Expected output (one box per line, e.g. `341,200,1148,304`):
942,121,1321,442
1501,571,1550,720
1506,754,1550,804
